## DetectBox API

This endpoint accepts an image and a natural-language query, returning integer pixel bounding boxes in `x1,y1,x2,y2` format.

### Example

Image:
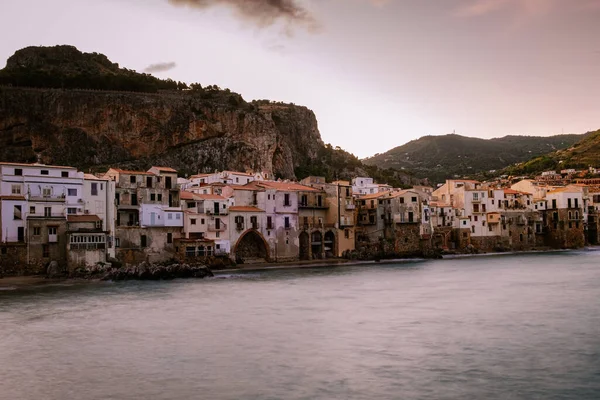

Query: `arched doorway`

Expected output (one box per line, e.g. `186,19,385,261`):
235,230,269,263
324,231,335,258
299,231,310,260
311,231,323,259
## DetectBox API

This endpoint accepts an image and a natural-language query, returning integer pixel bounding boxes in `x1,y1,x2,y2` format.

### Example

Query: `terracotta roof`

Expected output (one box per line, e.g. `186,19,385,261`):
255,181,317,192
547,187,582,194
189,174,211,179
359,192,387,200
67,215,101,223
108,168,155,176
84,173,103,180
193,194,225,200
0,195,26,201
0,162,76,169
180,191,199,200
224,170,254,177
229,206,265,212
151,166,177,173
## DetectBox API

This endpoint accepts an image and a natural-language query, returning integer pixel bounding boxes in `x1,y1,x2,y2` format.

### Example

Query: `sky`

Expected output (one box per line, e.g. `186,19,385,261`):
1,0,599,158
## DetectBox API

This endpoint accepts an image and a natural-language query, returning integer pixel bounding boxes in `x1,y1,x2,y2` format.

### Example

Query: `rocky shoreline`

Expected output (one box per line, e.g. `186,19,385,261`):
70,261,214,281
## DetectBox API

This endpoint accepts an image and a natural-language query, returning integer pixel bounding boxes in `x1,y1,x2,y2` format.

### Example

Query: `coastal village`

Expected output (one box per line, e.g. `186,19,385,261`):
1,161,599,275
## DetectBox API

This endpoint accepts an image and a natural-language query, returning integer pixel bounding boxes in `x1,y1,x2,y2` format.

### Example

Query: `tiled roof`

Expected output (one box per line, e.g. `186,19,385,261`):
359,192,387,200
151,166,177,173
255,181,318,192
189,174,211,179
108,168,155,176
229,206,265,212
67,215,101,222
194,194,225,200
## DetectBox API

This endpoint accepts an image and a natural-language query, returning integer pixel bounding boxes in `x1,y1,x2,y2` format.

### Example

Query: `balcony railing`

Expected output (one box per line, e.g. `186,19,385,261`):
236,223,245,231
208,222,227,232
28,212,66,219
340,218,354,227
345,204,356,210
29,194,66,202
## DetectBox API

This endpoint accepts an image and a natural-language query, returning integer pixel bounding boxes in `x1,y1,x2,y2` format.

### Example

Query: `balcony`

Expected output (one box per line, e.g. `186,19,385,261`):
299,202,328,209
345,203,356,210
208,222,227,232
393,214,416,224
29,194,66,202
48,234,58,243
236,223,245,231
340,217,354,227
28,212,66,219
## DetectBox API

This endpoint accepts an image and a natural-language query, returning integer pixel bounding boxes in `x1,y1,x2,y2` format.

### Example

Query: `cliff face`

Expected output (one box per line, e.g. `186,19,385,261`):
0,86,323,178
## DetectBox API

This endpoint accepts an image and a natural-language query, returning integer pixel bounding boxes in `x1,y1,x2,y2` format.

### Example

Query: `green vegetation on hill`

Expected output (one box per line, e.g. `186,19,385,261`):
294,144,414,188
363,133,588,183
504,129,600,176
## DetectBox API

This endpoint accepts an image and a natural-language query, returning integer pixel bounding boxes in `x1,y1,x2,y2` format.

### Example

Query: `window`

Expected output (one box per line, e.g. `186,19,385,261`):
95,221,102,229
552,199,557,209
1,247,6,255
11,185,21,194
158,194,162,202
13,205,22,220
44,207,52,217
575,198,579,208
471,226,475,233
42,245,49,258
488,225,492,232
91,183,98,196
520,234,524,242
267,216,273,229
29,206,35,214
68,188,77,196
61,171,69,178
48,227,57,236
167,233,173,244
33,227,41,236
400,197,405,204
41,170,49,175
284,193,291,206
285,217,290,229
168,213,173,220
141,235,147,248
473,193,479,201
568,198,572,208
14,168,22,176
146,177,153,188
176,214,181,220
130,176,136,184
191,219,197,225
115,238,120,248
411,197,417,203
42,188,52,197
67,208,77,214
201,218,205,225
150,193,156,201
345,229,350,239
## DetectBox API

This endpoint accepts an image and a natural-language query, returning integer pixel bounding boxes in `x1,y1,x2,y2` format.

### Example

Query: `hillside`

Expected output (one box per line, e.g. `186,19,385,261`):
0,45,418,187
504,129,600,176
362,133,587,183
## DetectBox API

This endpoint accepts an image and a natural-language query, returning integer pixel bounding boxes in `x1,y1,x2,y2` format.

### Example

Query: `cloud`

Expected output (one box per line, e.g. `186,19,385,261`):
144,62,177,73
167,0,319,32
454,0,554,18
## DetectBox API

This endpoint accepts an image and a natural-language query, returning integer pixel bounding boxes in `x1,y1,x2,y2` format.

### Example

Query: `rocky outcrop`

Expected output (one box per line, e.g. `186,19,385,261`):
72,261,214,281
0,86,323,179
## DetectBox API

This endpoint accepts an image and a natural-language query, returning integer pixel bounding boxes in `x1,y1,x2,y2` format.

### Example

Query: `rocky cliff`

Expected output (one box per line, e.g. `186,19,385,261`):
0,86,323,178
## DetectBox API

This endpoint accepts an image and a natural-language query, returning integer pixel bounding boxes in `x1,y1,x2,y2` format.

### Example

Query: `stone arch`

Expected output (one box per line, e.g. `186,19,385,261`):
234,230,270,263
324,230,336,258
311,231,323,259
299,231,310,260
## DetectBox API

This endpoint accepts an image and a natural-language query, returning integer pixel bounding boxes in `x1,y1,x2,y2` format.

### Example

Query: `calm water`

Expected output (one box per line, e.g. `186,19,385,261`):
1,252,600,400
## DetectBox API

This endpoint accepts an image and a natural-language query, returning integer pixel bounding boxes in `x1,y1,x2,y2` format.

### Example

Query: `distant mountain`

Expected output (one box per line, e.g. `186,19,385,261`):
362,133,588,183
504,129,600,176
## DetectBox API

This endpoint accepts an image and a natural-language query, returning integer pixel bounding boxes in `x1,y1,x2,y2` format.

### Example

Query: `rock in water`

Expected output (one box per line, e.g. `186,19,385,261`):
46,261,61,278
